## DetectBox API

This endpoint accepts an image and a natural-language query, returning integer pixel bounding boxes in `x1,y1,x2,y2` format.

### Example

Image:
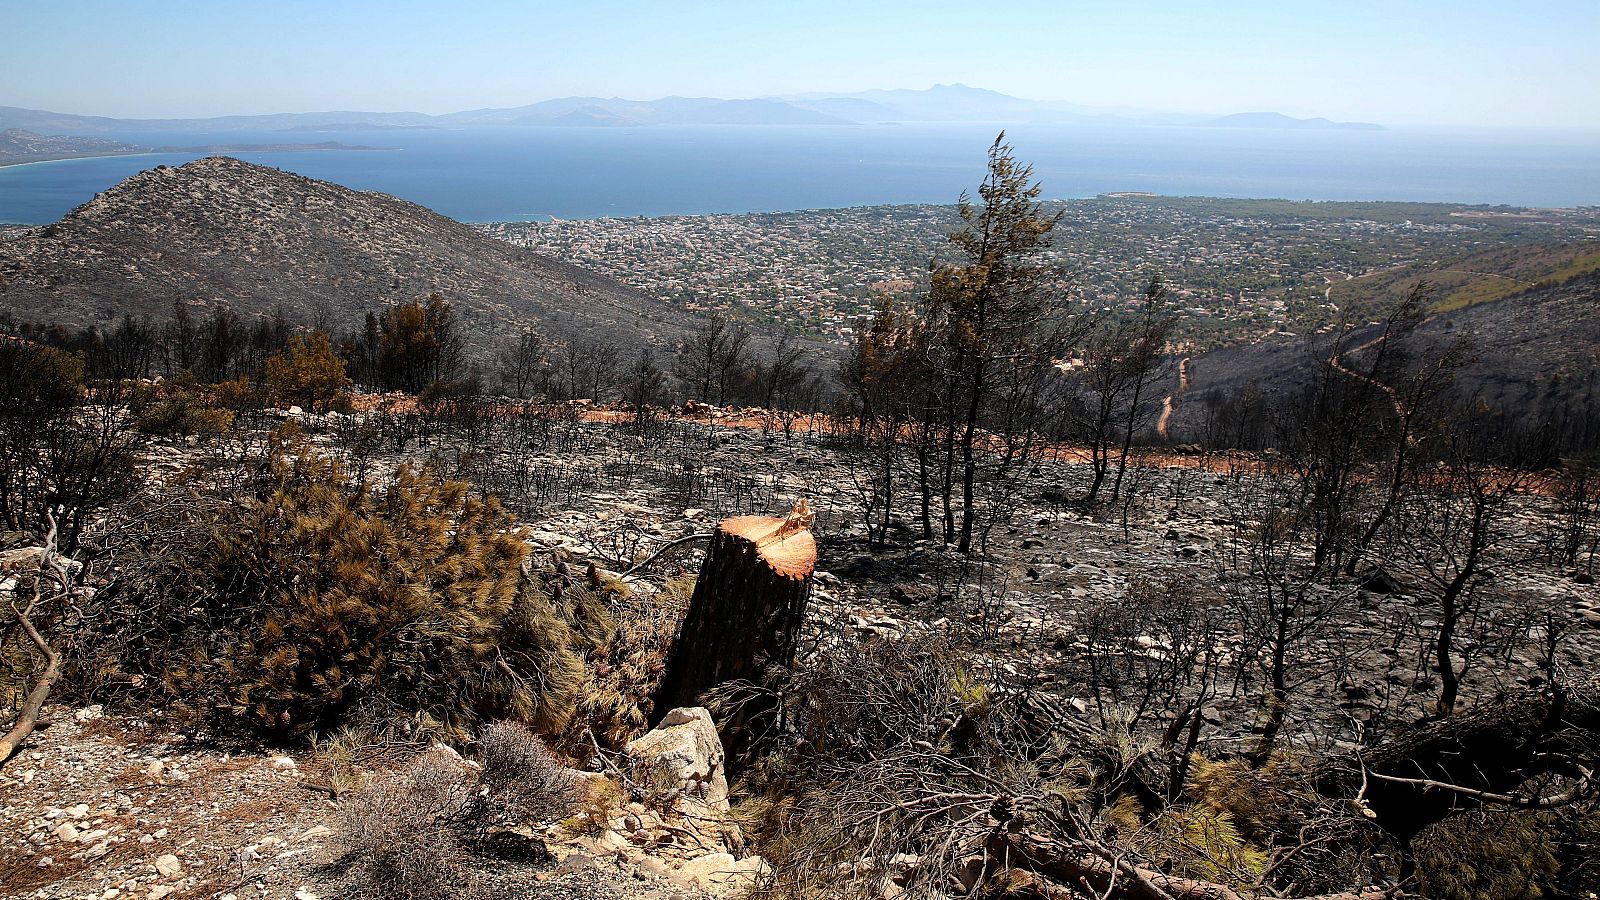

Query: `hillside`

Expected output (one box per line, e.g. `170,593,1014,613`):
1167,271,1600,454
0,156,702,358
1328,239,1600,314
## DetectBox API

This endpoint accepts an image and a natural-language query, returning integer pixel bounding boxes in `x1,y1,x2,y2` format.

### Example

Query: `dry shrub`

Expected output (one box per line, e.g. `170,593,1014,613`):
562,572,691,750
730,638,1061,900
476,721,582,827
78,425,695,753
1178,756,1390,893
332,722,578,900
132,376,234,438
83,430,607,744
333,749,477,900
1108,795,1265,890
1415,810,1562,900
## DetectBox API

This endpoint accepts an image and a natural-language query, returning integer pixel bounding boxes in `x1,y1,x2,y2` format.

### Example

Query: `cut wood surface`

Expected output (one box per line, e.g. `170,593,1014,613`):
717,506,818,580
654,501,816,727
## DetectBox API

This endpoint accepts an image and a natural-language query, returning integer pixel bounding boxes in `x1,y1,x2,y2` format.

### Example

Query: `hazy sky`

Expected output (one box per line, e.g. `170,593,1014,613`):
4,0,1596,128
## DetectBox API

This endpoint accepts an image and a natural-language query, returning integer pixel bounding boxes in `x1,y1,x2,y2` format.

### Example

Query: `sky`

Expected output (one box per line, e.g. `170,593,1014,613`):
3,0,1597,128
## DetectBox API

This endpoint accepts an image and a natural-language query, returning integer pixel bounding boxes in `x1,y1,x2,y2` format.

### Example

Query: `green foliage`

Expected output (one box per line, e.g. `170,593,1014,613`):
133,375,234,438
264,331,352,410
103,431,605,743
1415,810,1561,900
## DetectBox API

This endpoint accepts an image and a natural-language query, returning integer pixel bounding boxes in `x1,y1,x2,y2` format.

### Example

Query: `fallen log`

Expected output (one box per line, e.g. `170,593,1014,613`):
0,523,66,767
992,831,1390,900
1316,672,1600,843
654,501,816,722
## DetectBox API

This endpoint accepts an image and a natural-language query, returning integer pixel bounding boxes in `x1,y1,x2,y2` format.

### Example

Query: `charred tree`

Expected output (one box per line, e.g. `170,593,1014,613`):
1316,671,1600,846
655,501,817,724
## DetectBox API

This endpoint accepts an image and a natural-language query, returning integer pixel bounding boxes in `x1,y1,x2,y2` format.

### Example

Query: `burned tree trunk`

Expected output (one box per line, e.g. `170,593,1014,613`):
1316,672,1600,844
655,501,816,722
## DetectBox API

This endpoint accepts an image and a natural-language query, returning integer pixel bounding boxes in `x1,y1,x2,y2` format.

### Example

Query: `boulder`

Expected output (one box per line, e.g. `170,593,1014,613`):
625,707,728,812
677,851,771,897
0,545,44,573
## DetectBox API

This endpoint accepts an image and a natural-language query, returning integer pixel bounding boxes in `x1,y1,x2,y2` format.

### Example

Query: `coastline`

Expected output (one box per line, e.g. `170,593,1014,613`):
0,146,396,170
0,151,155,170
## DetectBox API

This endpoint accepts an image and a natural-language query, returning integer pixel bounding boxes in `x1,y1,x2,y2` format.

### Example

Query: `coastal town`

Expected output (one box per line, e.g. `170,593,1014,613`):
482,195,1600,347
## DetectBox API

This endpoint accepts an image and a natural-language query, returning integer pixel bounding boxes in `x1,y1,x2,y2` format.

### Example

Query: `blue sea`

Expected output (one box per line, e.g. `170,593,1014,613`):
1,123,1597,224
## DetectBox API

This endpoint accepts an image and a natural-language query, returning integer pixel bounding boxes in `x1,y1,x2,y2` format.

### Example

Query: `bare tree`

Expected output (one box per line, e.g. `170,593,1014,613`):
1394,433,1532,716
497,328,547,399
1074,279,1178,505
621,349,668,434
1219,471,1357,760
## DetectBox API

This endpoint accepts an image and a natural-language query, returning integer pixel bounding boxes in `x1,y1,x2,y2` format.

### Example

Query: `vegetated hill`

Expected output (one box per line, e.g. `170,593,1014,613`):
0,128,146,165
0,156,702,358
1168,271,1600,454
1329,239,1600,314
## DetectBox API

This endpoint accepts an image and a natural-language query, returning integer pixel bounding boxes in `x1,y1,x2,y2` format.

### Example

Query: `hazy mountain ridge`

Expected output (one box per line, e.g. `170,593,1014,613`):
0,86,1383,132
1201,111,1384,130
0,156,701,358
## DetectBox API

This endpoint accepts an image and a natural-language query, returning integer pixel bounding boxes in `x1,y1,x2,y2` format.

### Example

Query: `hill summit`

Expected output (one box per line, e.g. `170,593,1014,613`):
0,156,697,356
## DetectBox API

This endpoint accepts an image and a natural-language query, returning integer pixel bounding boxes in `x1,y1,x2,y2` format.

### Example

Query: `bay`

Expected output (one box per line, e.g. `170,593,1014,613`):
1,122,1597,225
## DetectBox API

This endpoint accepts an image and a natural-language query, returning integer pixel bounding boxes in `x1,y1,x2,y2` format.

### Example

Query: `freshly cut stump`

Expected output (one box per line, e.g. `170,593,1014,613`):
655,501,816,726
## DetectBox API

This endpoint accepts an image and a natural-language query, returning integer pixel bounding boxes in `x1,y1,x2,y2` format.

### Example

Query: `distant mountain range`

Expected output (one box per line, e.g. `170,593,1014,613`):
0,86,1384,133
1201,111,1384,131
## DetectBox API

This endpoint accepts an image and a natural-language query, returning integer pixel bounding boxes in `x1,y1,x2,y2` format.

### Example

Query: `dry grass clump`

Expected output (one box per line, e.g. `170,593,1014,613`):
563,572,693,750
331,722,579,900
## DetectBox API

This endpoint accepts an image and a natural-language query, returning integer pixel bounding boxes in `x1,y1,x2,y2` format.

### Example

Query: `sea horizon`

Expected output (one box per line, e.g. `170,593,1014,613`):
2,122,1597,225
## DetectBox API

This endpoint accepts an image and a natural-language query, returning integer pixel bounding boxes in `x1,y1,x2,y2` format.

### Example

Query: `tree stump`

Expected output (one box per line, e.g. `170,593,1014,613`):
655,501,816,728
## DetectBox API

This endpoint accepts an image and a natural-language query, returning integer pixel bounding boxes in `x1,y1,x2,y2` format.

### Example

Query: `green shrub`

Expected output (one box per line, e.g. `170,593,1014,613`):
133,376,234,438
1416,810,1561,900
96,432,607,743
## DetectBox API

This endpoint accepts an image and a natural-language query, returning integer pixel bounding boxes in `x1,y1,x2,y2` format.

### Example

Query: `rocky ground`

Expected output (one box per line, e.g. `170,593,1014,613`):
6,402,1598,899
431,404,1598,750
0,703,755,900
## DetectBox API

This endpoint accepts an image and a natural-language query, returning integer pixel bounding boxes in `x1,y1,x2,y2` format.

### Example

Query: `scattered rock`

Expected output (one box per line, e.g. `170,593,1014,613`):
625,707,729,813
